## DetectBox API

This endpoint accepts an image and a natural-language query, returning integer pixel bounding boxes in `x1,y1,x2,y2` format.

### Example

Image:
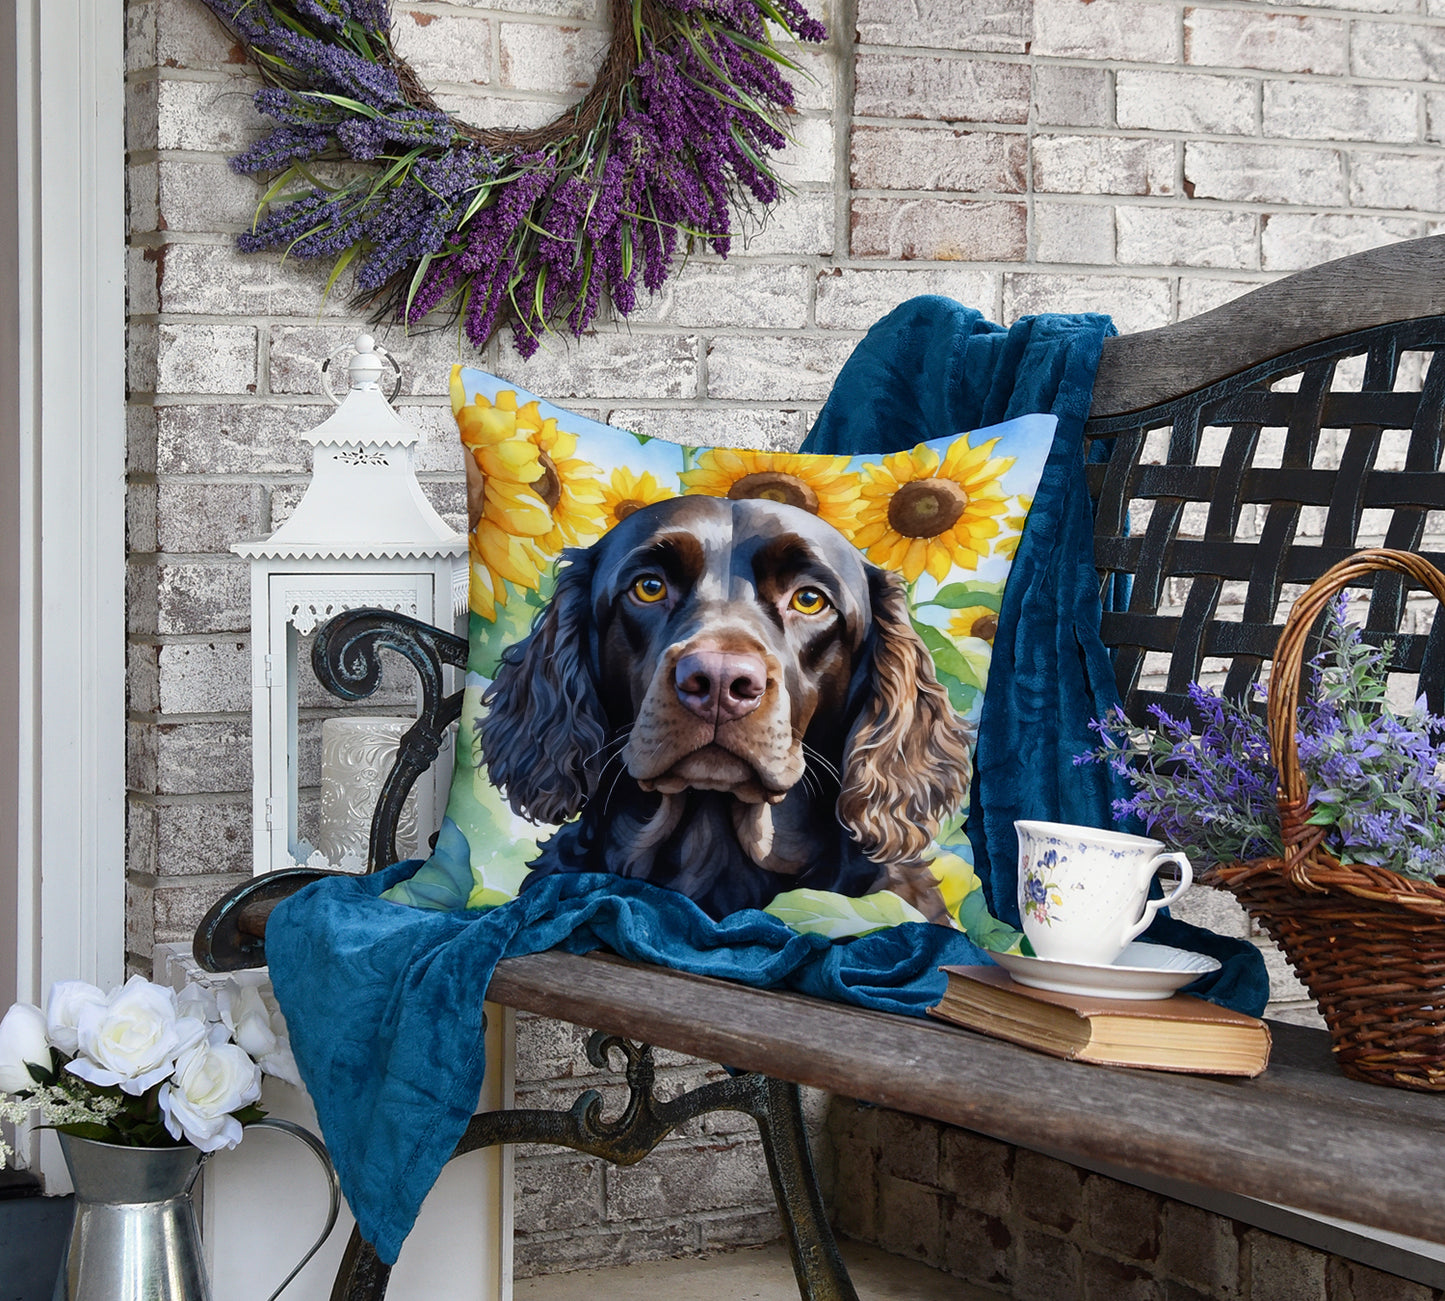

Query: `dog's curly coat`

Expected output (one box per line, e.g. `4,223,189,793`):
480,496,974,921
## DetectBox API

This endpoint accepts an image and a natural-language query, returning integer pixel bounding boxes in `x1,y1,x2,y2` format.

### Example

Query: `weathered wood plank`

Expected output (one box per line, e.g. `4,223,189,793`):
487,950,1445,1246
1092,234,1445,417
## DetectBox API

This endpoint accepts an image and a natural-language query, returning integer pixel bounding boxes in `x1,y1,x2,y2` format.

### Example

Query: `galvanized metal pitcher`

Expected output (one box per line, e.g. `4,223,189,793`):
53,1119,339,1301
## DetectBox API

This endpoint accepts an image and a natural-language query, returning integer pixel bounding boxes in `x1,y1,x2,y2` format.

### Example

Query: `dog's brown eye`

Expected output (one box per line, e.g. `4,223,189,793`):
789,587,829,615
632,576,668,604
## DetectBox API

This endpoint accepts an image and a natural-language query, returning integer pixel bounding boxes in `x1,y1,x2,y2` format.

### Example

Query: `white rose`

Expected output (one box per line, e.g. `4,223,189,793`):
176,982,218,1027
45,981,107,1056
159,1036,262,1153
218,974,301,1088
0,1003,52,1094
68,975,205,1096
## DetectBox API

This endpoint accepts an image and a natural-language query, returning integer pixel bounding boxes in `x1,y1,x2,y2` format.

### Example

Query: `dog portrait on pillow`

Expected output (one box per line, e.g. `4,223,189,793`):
382,366,1058,932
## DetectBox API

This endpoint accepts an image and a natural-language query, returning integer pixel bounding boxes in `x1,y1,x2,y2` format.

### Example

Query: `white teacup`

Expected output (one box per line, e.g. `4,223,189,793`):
1015,819,1193,966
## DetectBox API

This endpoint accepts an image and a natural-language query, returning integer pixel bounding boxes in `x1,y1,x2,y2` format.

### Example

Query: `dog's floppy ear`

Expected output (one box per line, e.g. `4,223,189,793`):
838,567,975,871
480,549,606,824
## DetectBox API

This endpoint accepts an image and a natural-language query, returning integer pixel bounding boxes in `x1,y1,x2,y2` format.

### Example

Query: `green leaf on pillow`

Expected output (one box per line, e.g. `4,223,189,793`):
924,581,1005,612
764,888,930,939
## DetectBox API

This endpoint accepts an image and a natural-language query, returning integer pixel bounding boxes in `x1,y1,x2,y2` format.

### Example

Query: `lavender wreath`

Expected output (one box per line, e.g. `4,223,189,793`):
197,0,825,357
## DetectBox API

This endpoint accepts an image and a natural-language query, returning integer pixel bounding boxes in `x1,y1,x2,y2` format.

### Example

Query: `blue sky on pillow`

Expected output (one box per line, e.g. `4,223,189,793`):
382,366,1054,942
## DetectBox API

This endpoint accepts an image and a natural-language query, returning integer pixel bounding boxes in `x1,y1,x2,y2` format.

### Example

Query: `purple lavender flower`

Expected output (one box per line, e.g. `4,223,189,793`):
204,0,826,353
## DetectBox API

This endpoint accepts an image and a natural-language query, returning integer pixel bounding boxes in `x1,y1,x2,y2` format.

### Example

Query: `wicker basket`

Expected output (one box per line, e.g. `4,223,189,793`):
1202,548,1445,1092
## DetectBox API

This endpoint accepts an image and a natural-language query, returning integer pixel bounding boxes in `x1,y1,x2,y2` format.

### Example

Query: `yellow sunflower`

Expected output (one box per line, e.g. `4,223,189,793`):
599,467,676,531
852,436,1015,583
452,375,553,620
522,413,607,555
680,448,862,535
993,495,1033,560
947,605,1000,644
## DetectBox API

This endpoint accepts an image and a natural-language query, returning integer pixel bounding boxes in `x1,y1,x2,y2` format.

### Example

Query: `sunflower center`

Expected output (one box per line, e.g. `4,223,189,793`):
971,613,999,641
614,498,643,521
887,478,967,539
727,471,819,513
532,452,562,511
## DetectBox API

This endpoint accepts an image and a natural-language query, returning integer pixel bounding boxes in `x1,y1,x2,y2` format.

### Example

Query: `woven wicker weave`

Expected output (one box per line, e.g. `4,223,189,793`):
1203,548,1445,1092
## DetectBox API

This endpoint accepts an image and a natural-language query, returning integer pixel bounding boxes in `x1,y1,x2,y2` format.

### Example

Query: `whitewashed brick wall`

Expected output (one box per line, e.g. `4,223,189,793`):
125,0,1445,1275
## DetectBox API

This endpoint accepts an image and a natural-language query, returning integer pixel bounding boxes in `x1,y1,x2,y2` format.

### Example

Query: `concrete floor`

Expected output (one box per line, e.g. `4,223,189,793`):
517,1239,1000,1300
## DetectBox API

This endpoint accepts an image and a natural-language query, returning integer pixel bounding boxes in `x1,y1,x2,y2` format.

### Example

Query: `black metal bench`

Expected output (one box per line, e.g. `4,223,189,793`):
195,235,1445,1300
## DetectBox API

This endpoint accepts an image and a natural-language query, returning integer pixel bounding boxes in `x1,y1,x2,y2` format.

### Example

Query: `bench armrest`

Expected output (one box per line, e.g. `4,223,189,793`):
192,608,467,972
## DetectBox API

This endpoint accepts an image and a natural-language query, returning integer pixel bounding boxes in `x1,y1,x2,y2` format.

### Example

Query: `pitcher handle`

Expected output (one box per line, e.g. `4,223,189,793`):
243,1116,342,1301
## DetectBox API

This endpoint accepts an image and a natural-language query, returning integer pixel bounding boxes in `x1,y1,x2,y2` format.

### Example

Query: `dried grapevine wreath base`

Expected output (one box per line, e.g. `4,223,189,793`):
198,0,825,356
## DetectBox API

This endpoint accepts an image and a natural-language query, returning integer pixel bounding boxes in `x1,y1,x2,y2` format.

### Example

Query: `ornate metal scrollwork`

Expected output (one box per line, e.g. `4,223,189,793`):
330,1035,857,1301
310,609,468,870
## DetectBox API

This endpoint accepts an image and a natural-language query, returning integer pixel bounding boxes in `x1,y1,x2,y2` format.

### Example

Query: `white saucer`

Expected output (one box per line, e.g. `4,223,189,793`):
991,941,1222,1001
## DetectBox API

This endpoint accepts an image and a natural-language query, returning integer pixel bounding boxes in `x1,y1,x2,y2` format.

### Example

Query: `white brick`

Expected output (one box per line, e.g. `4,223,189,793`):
496,333,700,400
155,76,264,153
1035,202,1115,265
1033,136,1175,197
156,482,267,553
129,246,159,317
156,562,251,634
1034,65,1114,129
815,267,999,329
155,242,344,319
1033,0,1180,63
128,163,159,237
153,0,241,69
735,192,834,256
393,10,493,88
856,0,1030,54
1261,213,1421,271
853,126,1026,193
435,90,557,133
1002,272,1172,334
627,262,810,329
707,336,859,401
1262,81,1417,144
498,22,607,94
773,115,836,188
153,402,339,476
855,55,1032,124
1116,206,1258,269
1427,91,1445,145
851,198,1027,261
1116,71,1256,136
1349,153,1445,213
459,0,598,16
1185,9,1348,75
1185,141,1345,205
1177,276,1265,321
156,324,257,396
127,1,157,74
127,77,158,153
605,408,809,453
156,160,260,233
128,323,159,395
1351,21,1445,82
786,49,836,116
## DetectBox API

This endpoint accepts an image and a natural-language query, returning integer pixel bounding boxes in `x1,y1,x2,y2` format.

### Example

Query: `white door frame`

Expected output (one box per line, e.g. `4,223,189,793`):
0,0,127,1173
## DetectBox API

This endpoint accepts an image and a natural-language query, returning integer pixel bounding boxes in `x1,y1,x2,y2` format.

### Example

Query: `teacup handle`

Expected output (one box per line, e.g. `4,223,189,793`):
243,1116,342,1301
1121,851,1193,948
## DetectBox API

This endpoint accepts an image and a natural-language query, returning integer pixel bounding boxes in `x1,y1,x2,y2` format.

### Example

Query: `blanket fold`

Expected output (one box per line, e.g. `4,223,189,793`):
266,299,1268,1265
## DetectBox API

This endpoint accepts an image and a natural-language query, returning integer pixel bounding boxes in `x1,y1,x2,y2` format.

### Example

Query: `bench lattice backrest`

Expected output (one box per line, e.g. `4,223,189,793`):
1084,315,1445,728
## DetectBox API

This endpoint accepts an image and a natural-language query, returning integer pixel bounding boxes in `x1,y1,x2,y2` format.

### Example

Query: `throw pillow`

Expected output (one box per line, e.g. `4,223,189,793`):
382,364,1055,939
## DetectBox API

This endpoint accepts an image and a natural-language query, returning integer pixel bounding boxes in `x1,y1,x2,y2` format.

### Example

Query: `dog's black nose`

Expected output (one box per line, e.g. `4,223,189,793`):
675,650,767,724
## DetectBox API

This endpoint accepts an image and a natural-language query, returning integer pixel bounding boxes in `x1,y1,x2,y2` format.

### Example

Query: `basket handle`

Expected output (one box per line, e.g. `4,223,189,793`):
1266,548,1445,885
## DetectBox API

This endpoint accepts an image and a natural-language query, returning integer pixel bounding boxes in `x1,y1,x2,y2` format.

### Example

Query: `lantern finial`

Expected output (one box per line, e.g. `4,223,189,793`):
348,334,385,391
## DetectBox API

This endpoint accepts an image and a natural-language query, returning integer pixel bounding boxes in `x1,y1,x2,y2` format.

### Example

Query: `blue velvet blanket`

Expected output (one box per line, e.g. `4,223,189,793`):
266,300,1268,1265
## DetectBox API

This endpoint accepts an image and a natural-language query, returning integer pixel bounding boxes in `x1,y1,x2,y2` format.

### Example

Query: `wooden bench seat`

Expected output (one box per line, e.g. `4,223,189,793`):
196,233,1445,1300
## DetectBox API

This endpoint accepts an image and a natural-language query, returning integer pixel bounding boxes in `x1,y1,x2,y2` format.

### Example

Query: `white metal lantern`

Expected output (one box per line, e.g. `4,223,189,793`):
235,334,468,877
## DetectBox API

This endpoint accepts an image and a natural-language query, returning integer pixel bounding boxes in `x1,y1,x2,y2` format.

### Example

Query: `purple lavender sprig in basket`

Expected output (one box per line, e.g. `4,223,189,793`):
1076,597,1445,883
196,0,825,357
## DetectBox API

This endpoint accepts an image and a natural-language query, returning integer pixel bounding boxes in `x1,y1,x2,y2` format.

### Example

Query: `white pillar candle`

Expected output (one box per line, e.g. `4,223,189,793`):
317,716,420,869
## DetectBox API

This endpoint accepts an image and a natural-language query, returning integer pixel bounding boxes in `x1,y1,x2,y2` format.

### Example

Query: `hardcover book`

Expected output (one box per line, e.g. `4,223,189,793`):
929,966,1271,1076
